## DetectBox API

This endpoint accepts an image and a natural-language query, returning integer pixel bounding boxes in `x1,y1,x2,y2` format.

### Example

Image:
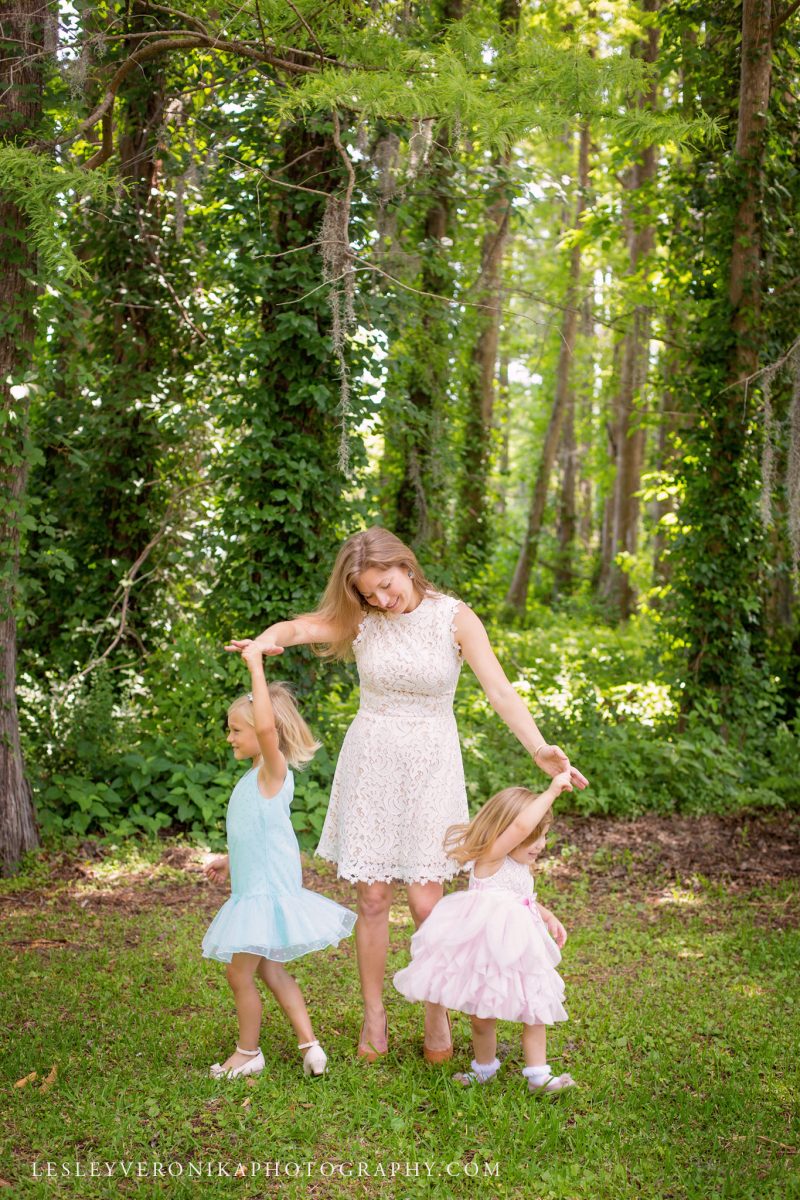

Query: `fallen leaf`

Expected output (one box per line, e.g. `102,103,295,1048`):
14,1072,37,1089
39,1066,57,1093
241,1098,251,1109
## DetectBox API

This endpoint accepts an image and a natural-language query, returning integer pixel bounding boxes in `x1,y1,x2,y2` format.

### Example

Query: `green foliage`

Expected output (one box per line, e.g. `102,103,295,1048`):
0,148,110,281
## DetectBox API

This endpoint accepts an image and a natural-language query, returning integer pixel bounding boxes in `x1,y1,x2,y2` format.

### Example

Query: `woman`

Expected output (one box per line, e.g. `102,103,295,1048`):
226,527,587,1063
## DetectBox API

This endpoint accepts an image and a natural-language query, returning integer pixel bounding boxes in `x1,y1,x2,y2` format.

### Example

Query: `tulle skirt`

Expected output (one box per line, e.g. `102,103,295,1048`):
202,889,356,964
393,889,568,1024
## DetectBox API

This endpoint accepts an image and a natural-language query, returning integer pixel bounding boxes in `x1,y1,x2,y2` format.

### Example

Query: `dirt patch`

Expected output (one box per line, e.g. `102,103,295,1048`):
2,811,797,917
547,809,800,891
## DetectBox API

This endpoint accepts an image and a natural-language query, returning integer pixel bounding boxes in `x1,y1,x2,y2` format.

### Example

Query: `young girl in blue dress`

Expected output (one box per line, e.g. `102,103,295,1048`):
203,642,356,1079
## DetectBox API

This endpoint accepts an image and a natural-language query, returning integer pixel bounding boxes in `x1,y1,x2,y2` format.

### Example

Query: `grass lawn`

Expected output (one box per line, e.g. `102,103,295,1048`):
2,814,799,1199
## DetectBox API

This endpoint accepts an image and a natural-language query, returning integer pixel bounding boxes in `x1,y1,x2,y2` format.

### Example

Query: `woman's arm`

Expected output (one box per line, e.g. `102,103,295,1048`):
453,604,589,790
242,643,287,793
226,614,338,657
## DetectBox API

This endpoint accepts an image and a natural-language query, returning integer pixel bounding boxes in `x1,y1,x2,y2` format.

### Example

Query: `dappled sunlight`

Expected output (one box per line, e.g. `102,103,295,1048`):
656,886,704,908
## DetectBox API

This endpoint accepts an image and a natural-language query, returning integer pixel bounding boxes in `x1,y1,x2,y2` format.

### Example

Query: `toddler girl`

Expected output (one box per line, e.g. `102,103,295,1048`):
203,643,356,1078
393,772,576,1093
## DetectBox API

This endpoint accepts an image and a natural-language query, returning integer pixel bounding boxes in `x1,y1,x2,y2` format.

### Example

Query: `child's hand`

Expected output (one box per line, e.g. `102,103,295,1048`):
205,856,229,884
241,641,264,667
548,770,573,795
540,907,567,947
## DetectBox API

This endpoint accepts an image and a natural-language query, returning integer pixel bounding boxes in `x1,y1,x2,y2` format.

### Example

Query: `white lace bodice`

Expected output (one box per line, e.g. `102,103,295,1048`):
469,855,536,899
353,593,462,718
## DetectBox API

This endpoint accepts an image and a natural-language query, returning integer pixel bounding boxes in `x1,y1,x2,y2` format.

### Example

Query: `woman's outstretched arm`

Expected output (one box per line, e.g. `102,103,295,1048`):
453,604,589,790
225,614,337,657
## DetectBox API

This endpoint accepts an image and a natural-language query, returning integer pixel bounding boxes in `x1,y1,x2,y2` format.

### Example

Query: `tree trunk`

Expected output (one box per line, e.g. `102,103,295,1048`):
601,0,659,619
388,0,464,554
0,0,46,871
456,0,520,562
505,121,590,615
728,0,773,384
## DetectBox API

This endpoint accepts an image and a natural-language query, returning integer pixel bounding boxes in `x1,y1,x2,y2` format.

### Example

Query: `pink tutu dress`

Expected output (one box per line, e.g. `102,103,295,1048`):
393,855,568,1025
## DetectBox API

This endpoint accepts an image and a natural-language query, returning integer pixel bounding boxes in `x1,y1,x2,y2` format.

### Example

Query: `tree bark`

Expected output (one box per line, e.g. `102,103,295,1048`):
600,0,659,620
0,0,46,870
505,121,590,614
728,0,773,384
456,0,520,562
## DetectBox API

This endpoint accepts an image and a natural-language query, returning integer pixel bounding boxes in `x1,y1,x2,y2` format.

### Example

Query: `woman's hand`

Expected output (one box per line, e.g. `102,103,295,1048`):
205,855,230,884
225,637,284,657
537,744,588,791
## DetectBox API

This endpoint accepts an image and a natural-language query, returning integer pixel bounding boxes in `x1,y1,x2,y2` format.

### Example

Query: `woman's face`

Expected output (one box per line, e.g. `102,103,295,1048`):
355,565,418,615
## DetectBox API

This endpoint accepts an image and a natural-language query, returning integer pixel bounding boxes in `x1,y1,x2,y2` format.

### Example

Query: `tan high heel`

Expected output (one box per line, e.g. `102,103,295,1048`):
357,1015,388,1062
423,1011,453,1064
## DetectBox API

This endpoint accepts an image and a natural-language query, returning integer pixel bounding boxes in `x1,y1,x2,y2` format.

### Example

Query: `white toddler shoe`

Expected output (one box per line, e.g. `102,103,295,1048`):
209,1046,264,1079
299,1040,327,1076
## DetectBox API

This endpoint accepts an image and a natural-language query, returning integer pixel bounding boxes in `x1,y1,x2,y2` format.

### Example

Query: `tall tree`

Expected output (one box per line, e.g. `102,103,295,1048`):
0,0,46,869
456,0,520,565
505,120,591,615
599,0,660,619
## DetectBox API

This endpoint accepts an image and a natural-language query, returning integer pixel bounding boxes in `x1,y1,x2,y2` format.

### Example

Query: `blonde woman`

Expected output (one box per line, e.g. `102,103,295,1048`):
226,527,588,1063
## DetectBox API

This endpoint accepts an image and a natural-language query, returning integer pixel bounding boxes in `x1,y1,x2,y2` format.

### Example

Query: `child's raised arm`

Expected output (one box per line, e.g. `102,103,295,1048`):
241,643,286,793
481,771,573,865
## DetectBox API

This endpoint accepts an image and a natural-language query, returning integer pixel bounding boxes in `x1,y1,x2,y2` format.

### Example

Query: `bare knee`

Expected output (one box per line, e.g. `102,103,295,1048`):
356,881,393,922
225,955,259,993
259,959,290,989
407,882,444,928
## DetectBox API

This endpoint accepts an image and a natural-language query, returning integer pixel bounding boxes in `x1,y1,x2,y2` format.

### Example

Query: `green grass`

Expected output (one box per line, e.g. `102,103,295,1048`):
2,841,799,1199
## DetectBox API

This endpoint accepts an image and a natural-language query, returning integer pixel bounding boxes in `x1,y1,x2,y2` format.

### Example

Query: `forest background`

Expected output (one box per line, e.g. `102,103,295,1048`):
2,0,800,870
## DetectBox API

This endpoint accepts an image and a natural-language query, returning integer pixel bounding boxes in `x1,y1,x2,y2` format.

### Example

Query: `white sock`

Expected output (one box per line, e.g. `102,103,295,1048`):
471,1057,501,1082
523,1063,552,1084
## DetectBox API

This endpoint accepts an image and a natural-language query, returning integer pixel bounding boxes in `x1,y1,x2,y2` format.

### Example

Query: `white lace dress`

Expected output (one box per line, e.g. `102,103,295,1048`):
316,592,469,885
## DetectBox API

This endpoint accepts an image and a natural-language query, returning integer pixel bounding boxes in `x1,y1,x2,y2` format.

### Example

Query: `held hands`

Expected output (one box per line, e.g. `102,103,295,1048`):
547,769,573,796
224,637,284,658
536,744,589,791
205,855,229,884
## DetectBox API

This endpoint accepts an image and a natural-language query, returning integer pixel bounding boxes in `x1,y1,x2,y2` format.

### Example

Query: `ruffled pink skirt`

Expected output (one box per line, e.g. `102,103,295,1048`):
393,889,568,1025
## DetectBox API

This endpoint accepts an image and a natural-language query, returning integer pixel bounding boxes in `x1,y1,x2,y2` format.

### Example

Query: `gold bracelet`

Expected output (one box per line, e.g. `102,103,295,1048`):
533,743,547,762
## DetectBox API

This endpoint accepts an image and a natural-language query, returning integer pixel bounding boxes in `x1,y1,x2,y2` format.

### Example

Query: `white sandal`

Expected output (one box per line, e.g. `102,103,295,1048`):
299,1040,327,1077
527,1072,577,1095
209,1045,264,1079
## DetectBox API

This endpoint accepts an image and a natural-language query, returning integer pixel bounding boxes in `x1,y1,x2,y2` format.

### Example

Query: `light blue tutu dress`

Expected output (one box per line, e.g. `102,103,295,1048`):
202,767,356,963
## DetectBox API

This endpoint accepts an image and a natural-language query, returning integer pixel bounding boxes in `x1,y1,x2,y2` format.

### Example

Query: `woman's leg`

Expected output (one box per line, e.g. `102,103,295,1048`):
220,952,263,1070
407,880,450,1051
355,880,394,1052
521,1022,547,1067
257,959,314,1045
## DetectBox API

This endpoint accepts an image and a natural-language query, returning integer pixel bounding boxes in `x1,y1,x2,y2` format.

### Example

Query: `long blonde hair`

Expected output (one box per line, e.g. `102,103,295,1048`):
228,682,320,768
444,787,553,865
304,526,436,660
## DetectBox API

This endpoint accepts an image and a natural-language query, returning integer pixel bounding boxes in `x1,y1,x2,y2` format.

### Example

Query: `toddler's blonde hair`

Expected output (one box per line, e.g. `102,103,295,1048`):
302,526,436,660
228,682,320,768
444,786,553,865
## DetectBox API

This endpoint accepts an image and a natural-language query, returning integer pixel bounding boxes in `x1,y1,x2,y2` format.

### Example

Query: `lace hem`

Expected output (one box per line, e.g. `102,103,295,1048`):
314,848,465,887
